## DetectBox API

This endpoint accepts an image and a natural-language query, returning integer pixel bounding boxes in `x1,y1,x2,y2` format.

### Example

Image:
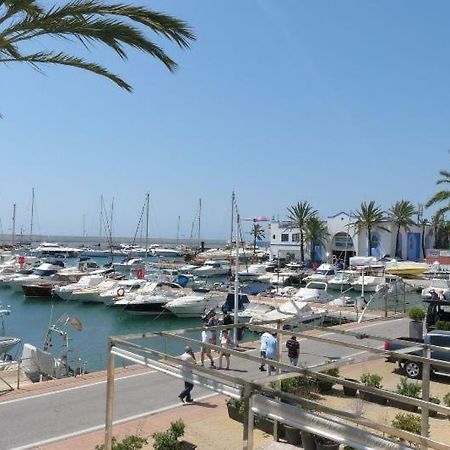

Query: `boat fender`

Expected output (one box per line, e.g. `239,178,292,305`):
117,288,125,297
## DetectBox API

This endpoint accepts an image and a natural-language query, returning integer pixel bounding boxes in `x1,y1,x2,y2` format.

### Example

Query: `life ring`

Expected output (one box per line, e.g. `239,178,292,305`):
117,288,125,297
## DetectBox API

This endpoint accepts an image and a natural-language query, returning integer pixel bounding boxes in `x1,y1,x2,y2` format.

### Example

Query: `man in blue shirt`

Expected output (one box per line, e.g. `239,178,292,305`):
265,333,277,376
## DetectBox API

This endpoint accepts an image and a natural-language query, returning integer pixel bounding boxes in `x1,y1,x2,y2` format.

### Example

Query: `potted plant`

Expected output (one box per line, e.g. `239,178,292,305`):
408,308,425,339
391,412,422,435
428,397,440,418
390,377,421,412
153,419,197,450
315,435,340,450
436,321,450,331
226,398,244,422
300,431,317,450
317,367,339,394
359,373,386,405
343,378,358,397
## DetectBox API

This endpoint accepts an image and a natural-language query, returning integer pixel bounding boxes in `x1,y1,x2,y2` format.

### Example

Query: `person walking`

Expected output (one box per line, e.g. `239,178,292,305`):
179,346,196,404
219,329,234,370
265,333,277,376
259,331,272,371
200,326,215,368
286,335,300,366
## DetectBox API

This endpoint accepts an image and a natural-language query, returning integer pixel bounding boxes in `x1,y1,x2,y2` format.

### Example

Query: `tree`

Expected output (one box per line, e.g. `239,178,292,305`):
426,170,450,218
351,201,389,257
305,216,329,263
286,201,317,263
249,223,265,256
0,0,195,93
388,200,416,259
419,218,429,259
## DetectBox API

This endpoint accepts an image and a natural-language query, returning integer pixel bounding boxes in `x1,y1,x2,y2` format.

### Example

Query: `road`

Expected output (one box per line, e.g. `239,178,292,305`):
0,318,409,449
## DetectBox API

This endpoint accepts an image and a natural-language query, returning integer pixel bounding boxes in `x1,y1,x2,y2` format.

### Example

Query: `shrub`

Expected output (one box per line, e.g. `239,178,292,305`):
395,377,421,398
391,413,422,435
436,321,450,331
317,367,340,394
443,392,450,407
360,373,383,389
95,435,148,450
408,308,425,322
152,420,185,450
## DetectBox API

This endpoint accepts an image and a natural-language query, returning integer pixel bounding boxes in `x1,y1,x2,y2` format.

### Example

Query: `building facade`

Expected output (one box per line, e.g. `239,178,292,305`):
269,212,433,263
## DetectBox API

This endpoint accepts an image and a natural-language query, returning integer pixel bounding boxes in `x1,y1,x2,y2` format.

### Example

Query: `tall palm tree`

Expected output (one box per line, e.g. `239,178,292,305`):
426,170,450,218
388,200,416,259
286,201,317,263
351,201,389,256
0,0,195,92
249,223,265,256
419,218,429,259
305,216,329,264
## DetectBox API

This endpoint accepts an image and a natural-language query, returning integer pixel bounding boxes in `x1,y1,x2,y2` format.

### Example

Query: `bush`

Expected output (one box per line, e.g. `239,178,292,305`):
391,413,422,435
360,373,383,389
443,392,450,407
152,420,185,450
395,377,421,398
317,367,340,394
408,308,425,322
436,321,450,331
95,435,148,450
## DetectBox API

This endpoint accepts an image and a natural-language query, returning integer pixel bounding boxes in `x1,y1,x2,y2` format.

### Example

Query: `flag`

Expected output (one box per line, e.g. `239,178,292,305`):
69,317,83,331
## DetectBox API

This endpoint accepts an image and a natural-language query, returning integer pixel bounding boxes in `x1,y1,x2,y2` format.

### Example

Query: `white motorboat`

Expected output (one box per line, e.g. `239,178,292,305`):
292,282,331,303
237,302,275,322
238,263,268,281
303,264,337,283
150,244,182,258
114,289,182,315
33,242,81,258
53,275,106,301
422,278,450,300
164,294,223,318
327,271,360,291
113,257,145,273
351,275,386,293
0,308,20,355
100,279,148,305
250,301,327,328
193,260,231,277
4,262,65,292
70,279,119,303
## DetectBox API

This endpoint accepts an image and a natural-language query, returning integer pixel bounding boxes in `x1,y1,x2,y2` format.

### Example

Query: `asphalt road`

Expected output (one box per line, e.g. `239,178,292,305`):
0,318,410,449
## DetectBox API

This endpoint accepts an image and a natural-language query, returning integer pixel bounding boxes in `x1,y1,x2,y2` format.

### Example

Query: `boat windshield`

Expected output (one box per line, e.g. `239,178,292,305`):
34,269,57,276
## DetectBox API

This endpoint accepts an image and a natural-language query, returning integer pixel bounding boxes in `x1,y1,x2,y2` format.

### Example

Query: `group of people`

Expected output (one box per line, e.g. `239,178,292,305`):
259,332,300,375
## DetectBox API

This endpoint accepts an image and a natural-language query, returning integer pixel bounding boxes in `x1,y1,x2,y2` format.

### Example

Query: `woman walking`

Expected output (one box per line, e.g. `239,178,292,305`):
219,329,234,370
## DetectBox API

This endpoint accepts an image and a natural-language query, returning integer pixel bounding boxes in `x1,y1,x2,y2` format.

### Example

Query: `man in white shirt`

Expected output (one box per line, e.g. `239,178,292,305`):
200,326,215,368
179,346,196,403
259,331,272,371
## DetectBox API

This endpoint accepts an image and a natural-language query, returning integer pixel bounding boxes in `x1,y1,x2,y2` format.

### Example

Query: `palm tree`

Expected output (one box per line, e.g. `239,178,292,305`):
305,216,329,264
286,201,317,263
249,224,265,256
0,1,195,92
419,218,429,259
388,200,416,259
426,170,450,217
350,201,389,256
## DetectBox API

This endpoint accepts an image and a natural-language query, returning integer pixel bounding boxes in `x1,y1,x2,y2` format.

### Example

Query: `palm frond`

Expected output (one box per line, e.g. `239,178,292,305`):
425,190,450,208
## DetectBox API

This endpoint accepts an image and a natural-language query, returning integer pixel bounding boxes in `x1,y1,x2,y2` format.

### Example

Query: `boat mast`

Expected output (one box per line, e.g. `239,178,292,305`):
29,187,35,245
11,203,16,246
233,194,239,343
145,193,149,259
198,198,201,250
99,194,103,239
176,215,181,245
230,191,234,257
109,198,114,263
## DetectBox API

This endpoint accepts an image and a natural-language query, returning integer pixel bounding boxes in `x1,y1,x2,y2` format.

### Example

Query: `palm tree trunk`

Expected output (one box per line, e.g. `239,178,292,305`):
253,233,256,256
300,228,305,263
367,227,372,257
421,224,426,259
395,225,400,258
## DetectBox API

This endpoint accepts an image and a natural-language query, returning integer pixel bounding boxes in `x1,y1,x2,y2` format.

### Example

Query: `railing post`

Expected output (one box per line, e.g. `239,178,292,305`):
104,339,115,450
242,386,251,450
421,345,431,438
246,394,255,450
273,319,282,441
16,359,21,390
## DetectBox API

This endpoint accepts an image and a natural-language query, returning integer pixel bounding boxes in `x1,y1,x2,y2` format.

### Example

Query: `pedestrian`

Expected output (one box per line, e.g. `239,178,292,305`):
219,329,234,370
265,333,277,376
178,346,196,404
259,330,272,371
200,326,215,368
286,335,300,366
207,311,219,346
222,310,233,326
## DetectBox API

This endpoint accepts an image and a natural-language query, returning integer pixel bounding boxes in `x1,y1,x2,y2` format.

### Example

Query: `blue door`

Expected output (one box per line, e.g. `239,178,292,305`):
407,233,420,261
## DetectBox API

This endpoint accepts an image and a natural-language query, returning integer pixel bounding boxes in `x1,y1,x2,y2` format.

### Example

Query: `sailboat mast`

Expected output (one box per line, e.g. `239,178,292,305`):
99,194,103,238
176,215,181,245
11,203,16,246
230,191,234,257
198,198,202,250
233,194,239,343
145,193,149,259
109,198,114,262
29,187,35,244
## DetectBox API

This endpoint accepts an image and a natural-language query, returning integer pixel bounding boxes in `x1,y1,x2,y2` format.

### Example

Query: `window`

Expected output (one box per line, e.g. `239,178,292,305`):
430,335,450,348
292,233,300,242
272,234,276,240
281,234,289,242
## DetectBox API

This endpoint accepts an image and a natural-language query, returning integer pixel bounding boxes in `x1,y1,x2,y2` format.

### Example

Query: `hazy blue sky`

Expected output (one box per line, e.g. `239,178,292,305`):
1,1,448,240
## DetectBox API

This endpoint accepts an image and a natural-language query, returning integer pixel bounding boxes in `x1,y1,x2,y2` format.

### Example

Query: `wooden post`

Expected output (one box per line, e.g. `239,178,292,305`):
421,345,431,437
104,341,115,450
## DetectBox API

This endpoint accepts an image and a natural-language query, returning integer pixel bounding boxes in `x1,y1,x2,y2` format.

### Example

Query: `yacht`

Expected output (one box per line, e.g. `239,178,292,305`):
113,257,145,273
237,263,268,281
150,244,182,258
164,293,223,318
237,302,275,322
33,242,81,258
4,262,65,292
351,274,386,293
193,260,231,277
292,281,331,303
384,260,429,277
327,271,360,291
100,279,148,305
303,263,337,283
70,279,120,303
53,274,106,301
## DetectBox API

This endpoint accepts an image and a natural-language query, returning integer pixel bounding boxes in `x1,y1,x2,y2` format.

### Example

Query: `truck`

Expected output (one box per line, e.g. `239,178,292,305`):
384,330,450,379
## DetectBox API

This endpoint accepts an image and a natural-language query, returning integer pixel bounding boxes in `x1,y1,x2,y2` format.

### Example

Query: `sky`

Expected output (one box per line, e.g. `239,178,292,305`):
1,1,449,240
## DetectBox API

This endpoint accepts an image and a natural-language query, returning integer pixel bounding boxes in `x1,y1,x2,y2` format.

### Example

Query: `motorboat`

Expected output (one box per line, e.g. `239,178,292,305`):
351,274,386,293
150,244,182,258
193,260,231,277
164,293,223,318
70,279,120,303
327,271,360,291
250,300,327,328
238,264,268,281
303,264,337,283
114,288,183,315
0,308,20,355
292,282,331,303
113,257,145,273
53,274,106,301
384,260,429,278
237,302,275,322
33,242,81,258
4,261,65,292
100,279,148,305
422,278,450,300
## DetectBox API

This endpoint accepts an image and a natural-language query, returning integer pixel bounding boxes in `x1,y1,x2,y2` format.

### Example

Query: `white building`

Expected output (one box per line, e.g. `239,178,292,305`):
269,211,433,264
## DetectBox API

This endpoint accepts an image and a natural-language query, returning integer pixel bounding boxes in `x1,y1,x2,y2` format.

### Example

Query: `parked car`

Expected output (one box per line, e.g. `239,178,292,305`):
384,330,450,379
